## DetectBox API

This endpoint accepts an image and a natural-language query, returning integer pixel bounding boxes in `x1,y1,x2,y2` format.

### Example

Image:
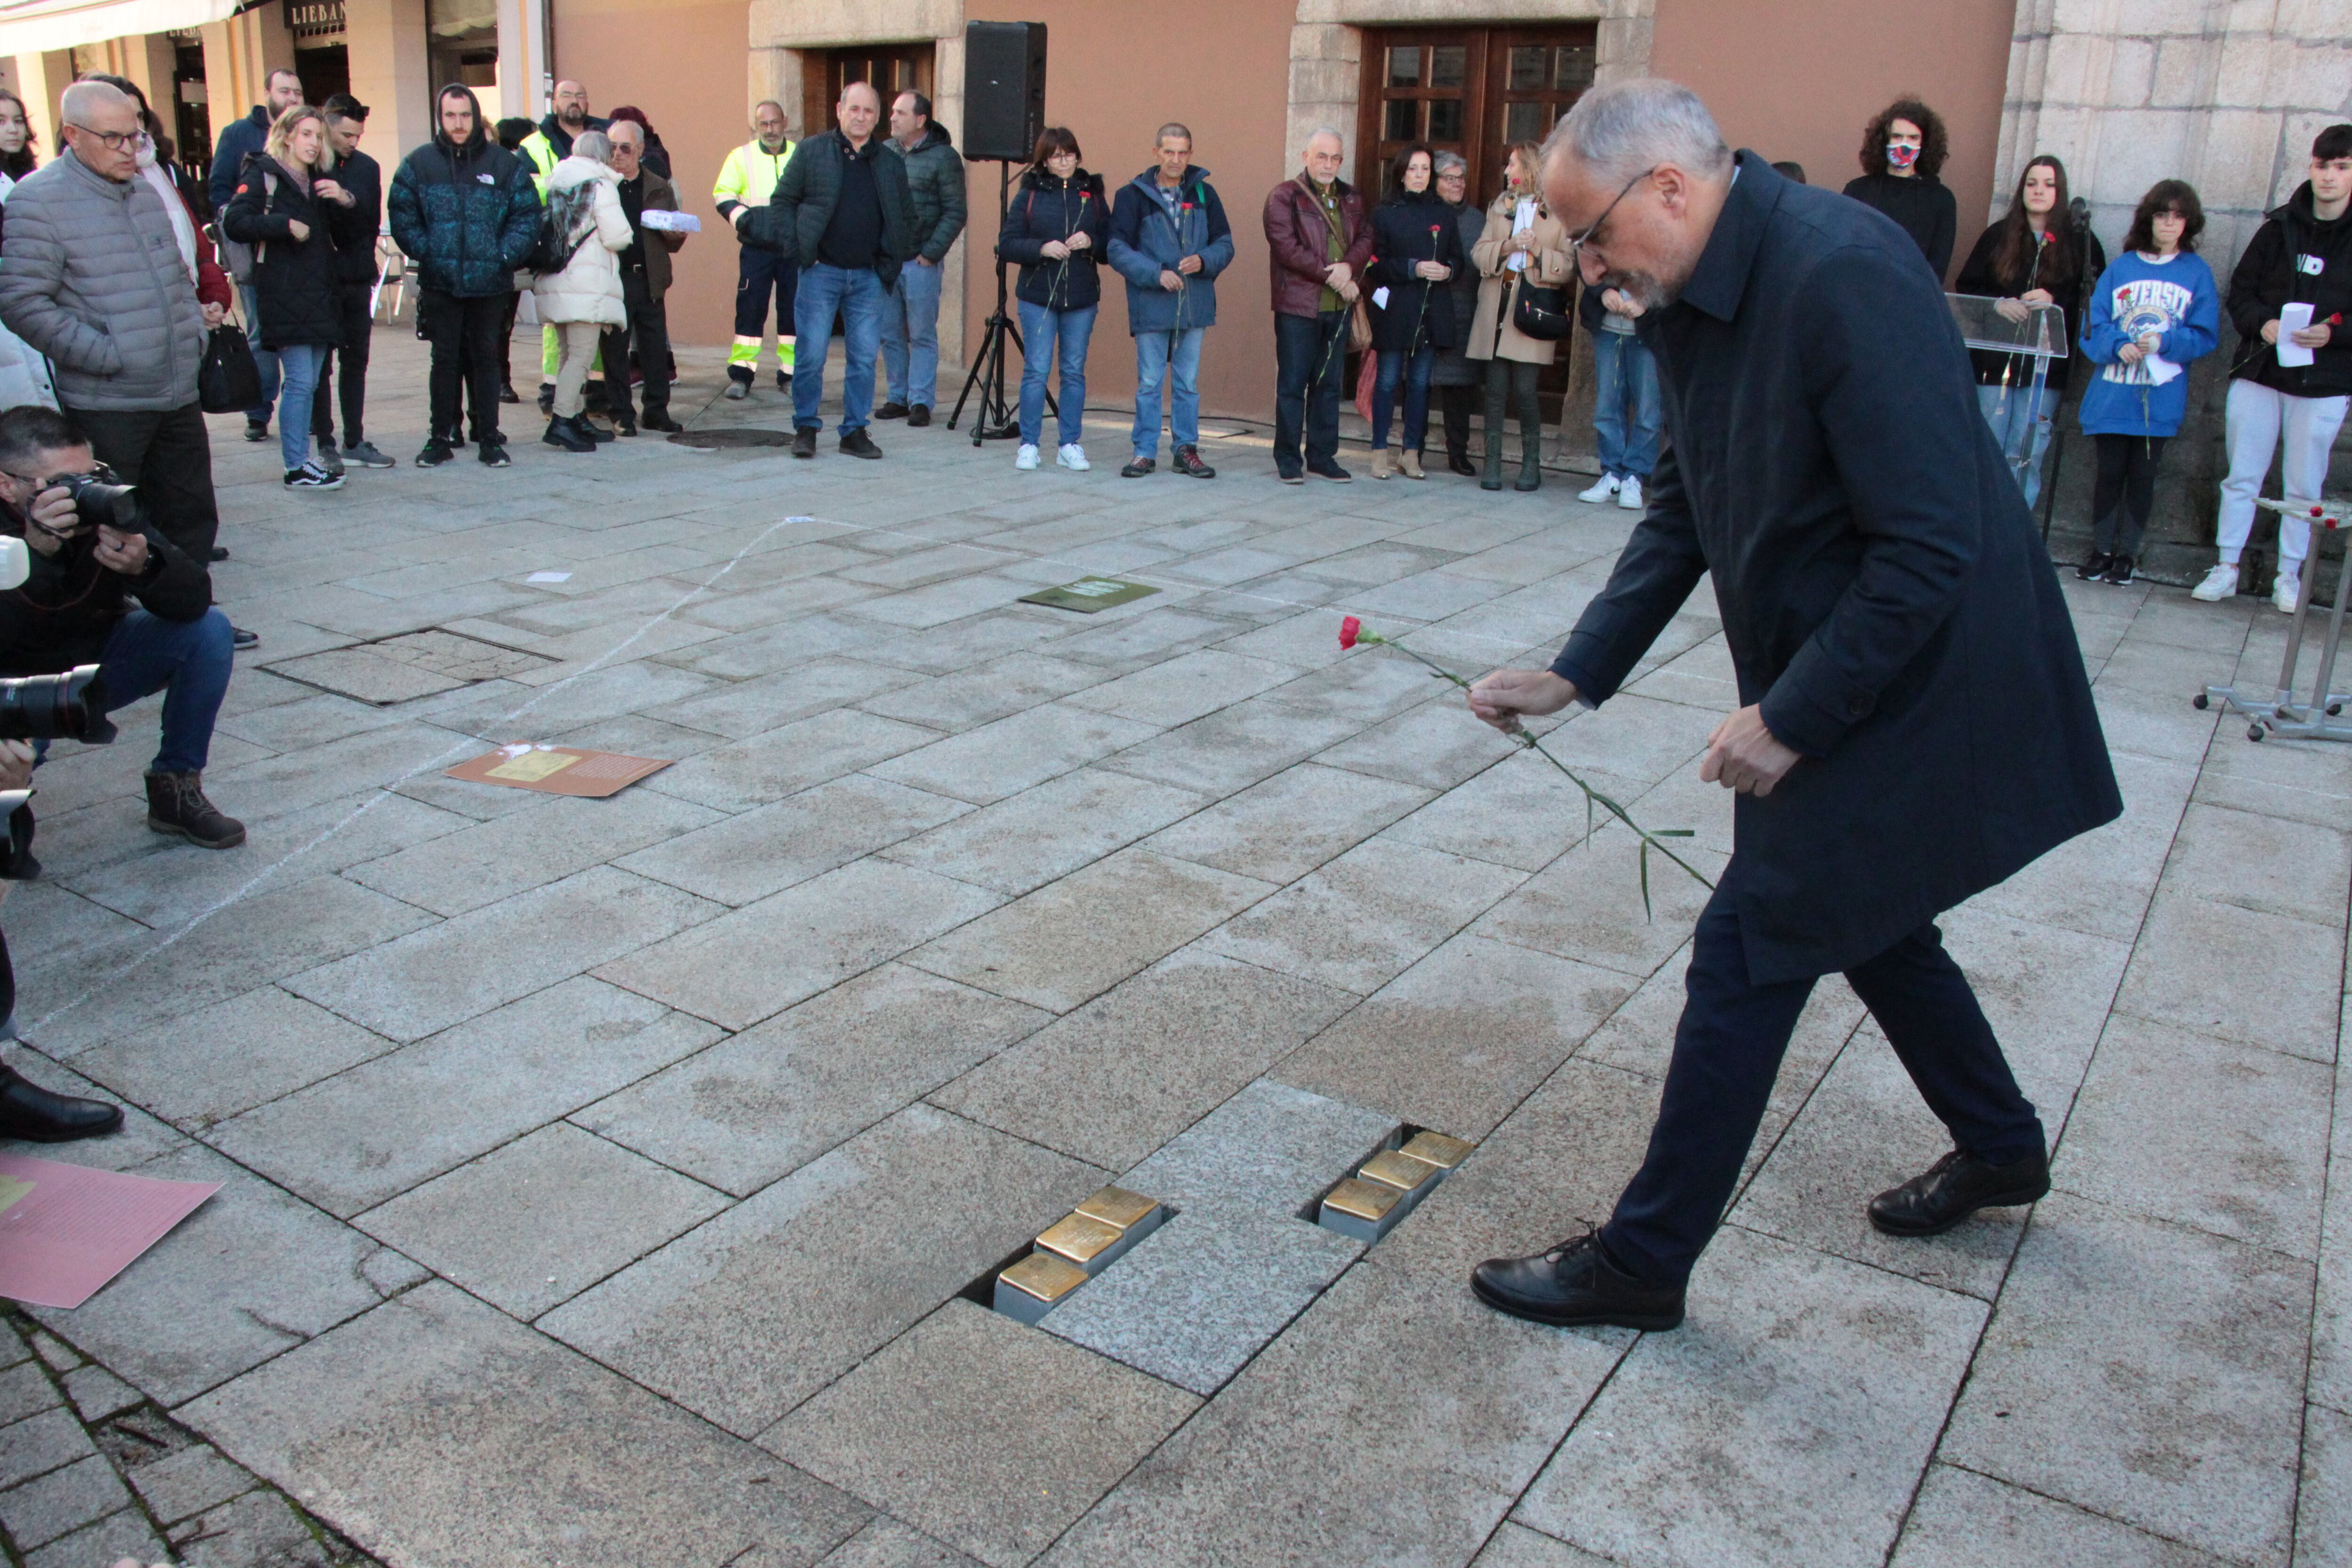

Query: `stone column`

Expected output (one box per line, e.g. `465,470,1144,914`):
10,50,73,157
348,0,432,177
199,6,297,134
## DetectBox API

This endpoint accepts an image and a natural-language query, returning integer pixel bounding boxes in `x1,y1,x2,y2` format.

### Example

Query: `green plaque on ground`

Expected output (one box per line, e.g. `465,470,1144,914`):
1020,577,1161,613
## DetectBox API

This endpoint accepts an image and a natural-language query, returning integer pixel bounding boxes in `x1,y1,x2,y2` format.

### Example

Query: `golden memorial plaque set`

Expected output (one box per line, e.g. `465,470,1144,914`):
1318,1131,1476,1244
993,1185,1169,1325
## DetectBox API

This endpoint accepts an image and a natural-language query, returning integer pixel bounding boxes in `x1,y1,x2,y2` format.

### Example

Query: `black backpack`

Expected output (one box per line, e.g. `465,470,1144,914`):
522,183,590,276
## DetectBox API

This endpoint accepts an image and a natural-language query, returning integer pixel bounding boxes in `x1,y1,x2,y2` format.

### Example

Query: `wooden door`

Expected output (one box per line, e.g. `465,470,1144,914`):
1356,24,1595,206
807,42,936,133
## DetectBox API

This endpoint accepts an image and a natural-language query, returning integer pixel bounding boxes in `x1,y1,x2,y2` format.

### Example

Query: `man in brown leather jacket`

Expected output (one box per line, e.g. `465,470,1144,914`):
1262,129,1372,482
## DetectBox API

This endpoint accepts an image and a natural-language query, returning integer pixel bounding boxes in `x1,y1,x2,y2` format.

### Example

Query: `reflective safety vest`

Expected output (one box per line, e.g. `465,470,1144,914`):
713,137,795,223
518,130,559,197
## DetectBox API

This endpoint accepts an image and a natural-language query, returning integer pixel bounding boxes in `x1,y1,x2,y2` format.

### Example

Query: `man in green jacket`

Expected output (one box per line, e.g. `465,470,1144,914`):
875,90,966,425
735,81,918,460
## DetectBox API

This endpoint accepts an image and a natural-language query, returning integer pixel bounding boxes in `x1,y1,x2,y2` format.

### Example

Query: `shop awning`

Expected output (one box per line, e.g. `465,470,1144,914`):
0,0,251,55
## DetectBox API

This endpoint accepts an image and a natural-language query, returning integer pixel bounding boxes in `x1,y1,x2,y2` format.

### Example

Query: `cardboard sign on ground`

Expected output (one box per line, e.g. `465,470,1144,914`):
1019,578,1161,613
444,745,675,798
0,1153,221,1309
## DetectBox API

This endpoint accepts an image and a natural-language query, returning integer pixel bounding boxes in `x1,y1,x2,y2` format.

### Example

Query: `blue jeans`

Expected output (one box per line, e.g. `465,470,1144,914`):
238,283,281,422
99,607,235,775
1599,860,2044,1286
881,256,943,411
1977,381,2056,509
1132,326,1204,461
1590,328,1661,479
274,342,327,472
793,262,885,434
1017,302,1095,449
1371,341,1435,452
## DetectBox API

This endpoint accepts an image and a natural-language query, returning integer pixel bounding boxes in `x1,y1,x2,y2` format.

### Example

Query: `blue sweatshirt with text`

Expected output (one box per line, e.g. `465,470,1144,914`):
2076,248,2220,438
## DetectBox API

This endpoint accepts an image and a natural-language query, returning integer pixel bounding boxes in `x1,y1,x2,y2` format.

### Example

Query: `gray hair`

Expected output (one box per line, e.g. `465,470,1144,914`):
1155,122,1192,146
572,129,613,165
606,119,642,148
1304,126,1343,150
58,79,132,127
1544,77,1731,186
1432,151,1468,177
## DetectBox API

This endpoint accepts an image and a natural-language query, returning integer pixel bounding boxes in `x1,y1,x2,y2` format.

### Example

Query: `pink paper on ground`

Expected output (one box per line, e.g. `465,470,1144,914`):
0,1152,220,1309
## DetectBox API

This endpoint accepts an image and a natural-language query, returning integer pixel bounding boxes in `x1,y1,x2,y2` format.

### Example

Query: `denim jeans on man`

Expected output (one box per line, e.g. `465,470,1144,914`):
1371,341,1435,452
1132,327,1204,462
1017,302,1095,449
881,256,943,411
273,343,328,472
1975,382,2056,509
97,607,234,775
237,283,281,424
1272,309,1349,475
793,263,885,435
1591,327,1662,481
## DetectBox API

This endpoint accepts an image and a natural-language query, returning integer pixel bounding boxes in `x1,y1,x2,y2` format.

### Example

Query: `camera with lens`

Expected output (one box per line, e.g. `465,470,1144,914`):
0,665,115,744
55,473,138,533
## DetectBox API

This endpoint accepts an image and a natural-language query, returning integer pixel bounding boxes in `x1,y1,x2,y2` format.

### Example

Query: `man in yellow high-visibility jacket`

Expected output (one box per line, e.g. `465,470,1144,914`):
714,101,797,398
520,80,606,412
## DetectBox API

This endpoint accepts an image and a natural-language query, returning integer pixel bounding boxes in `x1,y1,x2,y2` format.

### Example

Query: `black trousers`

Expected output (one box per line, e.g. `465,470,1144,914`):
1600,860,2045,1287
732,244,798,380
601,271,672,421
310,281,373,447
66,401,218,562
2090,433,2169,557
1438,382,1476,462
421,288,508,446
1273,308,1349,473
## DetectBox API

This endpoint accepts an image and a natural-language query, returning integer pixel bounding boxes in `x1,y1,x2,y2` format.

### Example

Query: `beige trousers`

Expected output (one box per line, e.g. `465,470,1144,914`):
552,321,603,417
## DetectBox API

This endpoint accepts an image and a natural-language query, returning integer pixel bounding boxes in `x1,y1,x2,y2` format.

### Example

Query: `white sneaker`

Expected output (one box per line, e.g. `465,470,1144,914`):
1057,443,1089,471
1617,476,1645,510
1015,444,1040,471
2189,563,2239,602
1578,475,1620,504
2274,572,2303,614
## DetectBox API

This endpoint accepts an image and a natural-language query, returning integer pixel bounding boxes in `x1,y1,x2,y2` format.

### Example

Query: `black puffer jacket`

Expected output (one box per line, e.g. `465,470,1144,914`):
0,503,209,676
997,167,1109,311
222,154,359,348
2226,181,2352,398
1365,187,1466,353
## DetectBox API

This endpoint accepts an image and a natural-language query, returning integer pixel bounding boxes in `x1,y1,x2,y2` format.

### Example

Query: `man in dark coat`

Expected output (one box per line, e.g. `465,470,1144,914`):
207,67,303,440
1465,80,2120,1331
310,96,391,471
735,80,917,461
1263,128,1373,482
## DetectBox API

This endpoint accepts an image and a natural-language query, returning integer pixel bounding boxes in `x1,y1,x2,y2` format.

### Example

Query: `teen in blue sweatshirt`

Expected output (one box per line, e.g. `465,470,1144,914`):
2074,179,2220,584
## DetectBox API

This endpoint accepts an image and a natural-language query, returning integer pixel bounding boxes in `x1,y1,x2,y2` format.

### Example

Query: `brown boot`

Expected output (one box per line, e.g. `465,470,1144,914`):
145,771,246,849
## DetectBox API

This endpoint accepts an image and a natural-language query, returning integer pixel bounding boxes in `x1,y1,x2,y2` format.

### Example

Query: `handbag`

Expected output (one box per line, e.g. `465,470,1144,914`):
211,168,278,285
198,323,262,414
1512,278,1574,341
1348,295,1373,353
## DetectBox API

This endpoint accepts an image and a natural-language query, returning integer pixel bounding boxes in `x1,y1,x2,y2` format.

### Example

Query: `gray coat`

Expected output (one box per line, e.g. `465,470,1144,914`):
897,123,966,264
1429,199,1486,387
0,150,206,412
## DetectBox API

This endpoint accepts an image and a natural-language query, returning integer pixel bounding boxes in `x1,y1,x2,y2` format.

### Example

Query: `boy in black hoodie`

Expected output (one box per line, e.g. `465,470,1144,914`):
2198,123,2352,610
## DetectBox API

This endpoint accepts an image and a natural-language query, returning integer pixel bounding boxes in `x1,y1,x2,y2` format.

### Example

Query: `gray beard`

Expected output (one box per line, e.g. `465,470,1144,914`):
1602,268,1678,313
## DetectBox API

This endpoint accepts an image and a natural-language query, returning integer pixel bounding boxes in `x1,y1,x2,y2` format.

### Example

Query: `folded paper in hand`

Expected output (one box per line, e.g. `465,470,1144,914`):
639,209,701,233
2278,302,2316,369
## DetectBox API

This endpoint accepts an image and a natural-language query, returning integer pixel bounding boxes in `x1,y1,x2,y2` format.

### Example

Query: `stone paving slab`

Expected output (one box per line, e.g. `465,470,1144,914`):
182,1282,871,1568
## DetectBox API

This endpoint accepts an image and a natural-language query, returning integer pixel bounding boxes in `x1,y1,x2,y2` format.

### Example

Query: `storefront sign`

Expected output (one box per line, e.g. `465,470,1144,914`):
284,0,345,39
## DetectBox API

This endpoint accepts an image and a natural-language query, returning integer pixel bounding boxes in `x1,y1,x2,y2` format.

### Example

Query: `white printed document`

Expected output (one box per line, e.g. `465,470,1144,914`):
2279,302,2316,368
640,209,701,233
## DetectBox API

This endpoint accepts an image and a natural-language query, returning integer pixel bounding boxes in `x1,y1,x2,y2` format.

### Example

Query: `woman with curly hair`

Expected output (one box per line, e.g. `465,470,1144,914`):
1843,96,1957,277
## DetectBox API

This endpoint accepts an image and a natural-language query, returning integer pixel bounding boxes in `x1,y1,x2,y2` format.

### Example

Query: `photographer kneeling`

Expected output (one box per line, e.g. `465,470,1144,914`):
0,406,242,847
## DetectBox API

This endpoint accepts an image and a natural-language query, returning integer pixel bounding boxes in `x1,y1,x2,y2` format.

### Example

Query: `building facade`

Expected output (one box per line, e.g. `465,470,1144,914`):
3,0,2347,573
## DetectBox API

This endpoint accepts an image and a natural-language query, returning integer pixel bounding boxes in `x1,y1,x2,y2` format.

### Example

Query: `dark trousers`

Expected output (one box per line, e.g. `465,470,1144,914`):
1438,382,1476,463
1600,861,2046,1287
310,281,373,447
65,401,218,562
732,244,798,381
422,288,508,446
601,272,671,422
1273,308,1349,473
2091,433,2169,557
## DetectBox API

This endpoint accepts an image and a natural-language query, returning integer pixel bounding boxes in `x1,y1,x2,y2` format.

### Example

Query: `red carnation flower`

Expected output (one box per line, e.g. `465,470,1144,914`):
1339,615,1361,649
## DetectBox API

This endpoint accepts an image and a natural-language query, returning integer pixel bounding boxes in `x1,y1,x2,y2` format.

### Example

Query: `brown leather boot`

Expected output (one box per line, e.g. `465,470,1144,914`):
145,771,246,849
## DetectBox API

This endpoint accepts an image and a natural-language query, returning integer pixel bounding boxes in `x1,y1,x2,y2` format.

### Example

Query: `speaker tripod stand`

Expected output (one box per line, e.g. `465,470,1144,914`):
949,160,1054,445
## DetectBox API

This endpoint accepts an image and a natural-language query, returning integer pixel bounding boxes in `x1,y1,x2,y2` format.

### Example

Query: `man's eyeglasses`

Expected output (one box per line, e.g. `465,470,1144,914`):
64,124,140,152
1567,166,1658,255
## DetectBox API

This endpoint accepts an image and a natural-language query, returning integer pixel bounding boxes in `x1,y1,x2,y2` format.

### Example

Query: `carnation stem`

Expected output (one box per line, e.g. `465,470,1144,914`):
1358,631,1716,917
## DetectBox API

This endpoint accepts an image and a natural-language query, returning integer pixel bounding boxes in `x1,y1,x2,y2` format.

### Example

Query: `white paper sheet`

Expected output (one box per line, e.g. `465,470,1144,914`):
1371,287,1390,310
2145,354,2182,385
639,209,701,233
2279,301,2317,368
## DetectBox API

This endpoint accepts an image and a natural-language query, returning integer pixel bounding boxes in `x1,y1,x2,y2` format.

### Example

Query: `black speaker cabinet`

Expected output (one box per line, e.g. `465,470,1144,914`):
963,20,1047,161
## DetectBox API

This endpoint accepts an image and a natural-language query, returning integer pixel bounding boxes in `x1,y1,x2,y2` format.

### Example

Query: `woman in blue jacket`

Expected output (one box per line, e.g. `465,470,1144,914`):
997,127,1109,473
2074,179,2220,585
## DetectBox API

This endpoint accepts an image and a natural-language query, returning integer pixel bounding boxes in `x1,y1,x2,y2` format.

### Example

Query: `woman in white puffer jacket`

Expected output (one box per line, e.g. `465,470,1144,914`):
533,130,632,452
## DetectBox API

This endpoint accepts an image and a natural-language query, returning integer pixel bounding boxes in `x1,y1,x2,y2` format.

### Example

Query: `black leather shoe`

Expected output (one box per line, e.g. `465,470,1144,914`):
791,428,818,460
0,1064,123,1142
1308,461,1353,483
1471,1230,1685,1331
874,401,911,421
640,409,682,433
1868,1147,2050,1237
1447,452,1478,476
208,545,230,562
906,404,931,427
840,429,883,459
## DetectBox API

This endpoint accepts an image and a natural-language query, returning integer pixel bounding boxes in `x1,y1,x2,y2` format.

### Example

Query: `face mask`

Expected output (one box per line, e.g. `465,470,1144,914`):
1886,143,1920,170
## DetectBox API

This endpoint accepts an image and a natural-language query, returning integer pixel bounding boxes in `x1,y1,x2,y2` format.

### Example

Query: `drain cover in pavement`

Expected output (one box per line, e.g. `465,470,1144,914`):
265,629,552,705
667,428,792,449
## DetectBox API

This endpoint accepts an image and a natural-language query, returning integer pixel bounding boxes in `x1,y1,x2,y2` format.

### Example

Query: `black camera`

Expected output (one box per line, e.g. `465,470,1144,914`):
56,473,138,532
0,665,115,744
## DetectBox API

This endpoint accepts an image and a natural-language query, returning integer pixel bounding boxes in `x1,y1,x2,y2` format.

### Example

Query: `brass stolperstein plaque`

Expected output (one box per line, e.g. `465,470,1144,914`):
1360,1150,1441,1193
1075,1185,1158,1231
1037,1213,1125,1267
1000,1251,1089,1304
1323,1177,1403,1223
1401,1131,1476,1170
